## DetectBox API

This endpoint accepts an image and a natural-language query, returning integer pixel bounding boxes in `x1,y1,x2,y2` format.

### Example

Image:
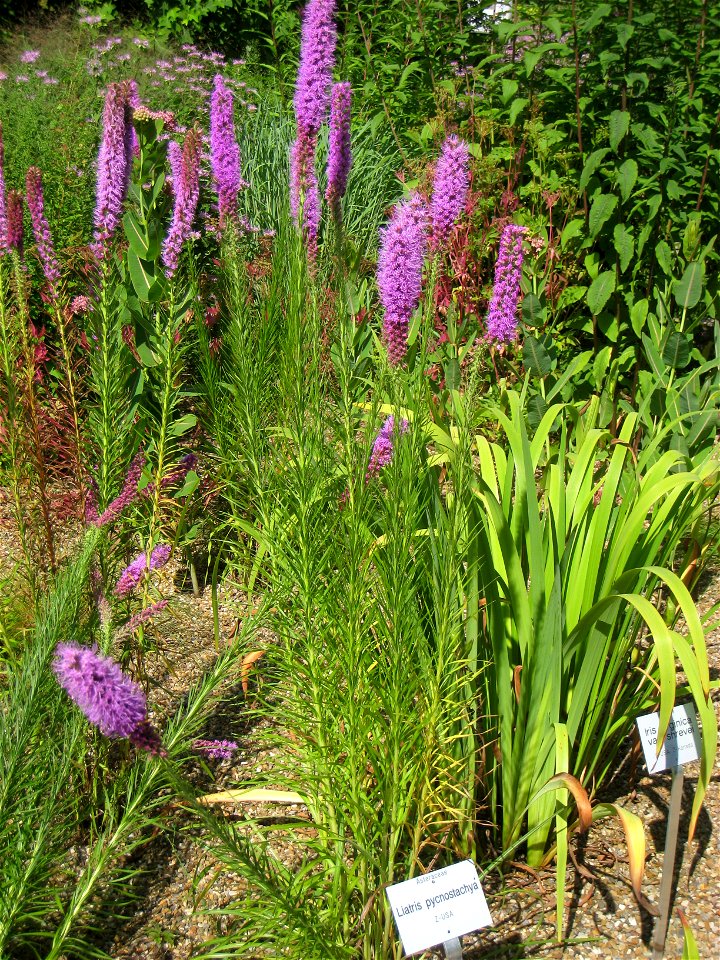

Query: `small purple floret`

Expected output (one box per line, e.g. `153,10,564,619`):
193,739,238,760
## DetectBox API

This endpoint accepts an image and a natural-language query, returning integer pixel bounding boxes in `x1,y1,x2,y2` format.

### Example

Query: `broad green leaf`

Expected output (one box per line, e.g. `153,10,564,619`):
169,413,198,438
662,331,690,369
561,218,584,248
587,270,616,314
127,248,162,303
502,78,518,104
617,158,638,202
523,335,553,376
580,3,612,33
522,293,545,327
609,110,630,151
655,239,673,278
509,98,529,125
579,148,610,193
674,261,704,310
630,298,649,338
589,193,618,239
613,223,634,273
123,212,149,258
616,22,634,49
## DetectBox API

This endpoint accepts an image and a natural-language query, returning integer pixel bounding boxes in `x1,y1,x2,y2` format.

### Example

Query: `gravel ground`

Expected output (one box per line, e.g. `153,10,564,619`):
1,492,718,959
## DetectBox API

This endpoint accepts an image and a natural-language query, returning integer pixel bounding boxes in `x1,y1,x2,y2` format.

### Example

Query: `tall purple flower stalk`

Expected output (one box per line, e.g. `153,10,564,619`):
486,223,527,343
377,192,428,365
290,0,337,255
325,82,352,218
54,641,165,754
430,134,470,248
92,81,134,260
86,451,146,526
25,166,61,294
210,76,244,228
294,0,338,135
115,543,172,597
0,123,8,255
290,132,321,255
162,128,201,276
366,415,409,481
6,190,23,256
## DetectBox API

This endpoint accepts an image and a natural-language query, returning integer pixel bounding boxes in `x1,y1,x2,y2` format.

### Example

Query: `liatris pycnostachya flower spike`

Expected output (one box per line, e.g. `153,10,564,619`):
0,122,7,254
141,452,198,499
92,82,134,260
25,166,61,294
377,192,429,365
114,543,172,597
294,0,337,135
193,739,238,760
163,128,202,276
486,223,527,344
123,599,169,634
430,135,470,249
86,451,146,526
325,82,352,217
290,130,320,256
366,415,409,481
53,642,166,755
210,76,246,228
7,189,24,256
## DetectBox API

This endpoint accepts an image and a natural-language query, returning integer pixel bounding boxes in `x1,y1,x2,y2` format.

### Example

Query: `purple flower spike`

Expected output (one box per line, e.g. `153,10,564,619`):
93,451,146,527
290,130,321,257
377,192,428,365
294,0,337,136
124,600,169,633
115,543,172,597
7,190,24,256
366,415,409,481
193,739,238,760
486,224,527,343
325,82,352,216
25,167,61,294
0,123,8,255
53,642,165,756
162,128,201,276
430,135,470,248
210,76,245,228
92,81,134,260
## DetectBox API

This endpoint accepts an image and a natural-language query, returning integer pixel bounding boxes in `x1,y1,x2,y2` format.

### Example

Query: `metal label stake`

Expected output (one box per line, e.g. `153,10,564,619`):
651,765,685,960
443,937,463,959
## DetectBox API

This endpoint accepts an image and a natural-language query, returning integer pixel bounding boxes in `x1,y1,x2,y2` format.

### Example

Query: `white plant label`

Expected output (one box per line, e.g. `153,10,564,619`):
636,702,701,774
386,860,492,955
